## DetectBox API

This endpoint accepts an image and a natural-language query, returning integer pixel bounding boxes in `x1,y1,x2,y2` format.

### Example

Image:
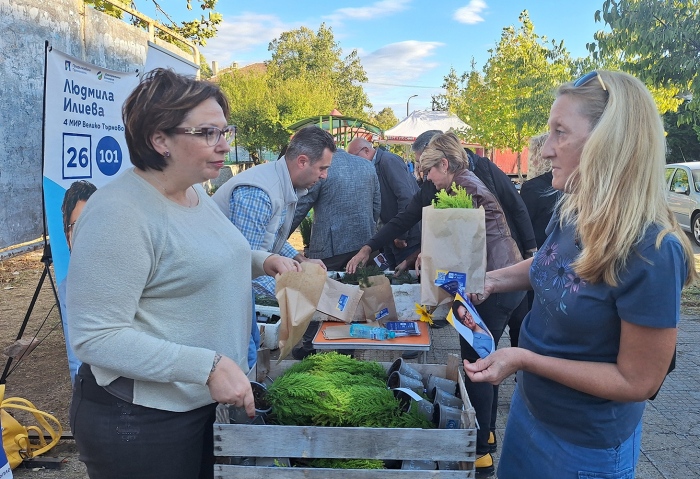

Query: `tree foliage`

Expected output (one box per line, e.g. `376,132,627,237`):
369,107,399,132
590,0,700,128
665,103,700,162
438,11,571,177
217,67,335,161
199,54,213,79
267,24,372,118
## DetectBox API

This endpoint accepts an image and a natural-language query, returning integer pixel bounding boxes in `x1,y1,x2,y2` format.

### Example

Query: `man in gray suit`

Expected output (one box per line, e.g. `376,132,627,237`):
289,148,381,359
291,149,381,271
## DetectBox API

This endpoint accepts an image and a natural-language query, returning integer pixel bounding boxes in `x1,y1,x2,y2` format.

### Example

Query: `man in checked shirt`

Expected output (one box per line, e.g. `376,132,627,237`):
213,125,335,298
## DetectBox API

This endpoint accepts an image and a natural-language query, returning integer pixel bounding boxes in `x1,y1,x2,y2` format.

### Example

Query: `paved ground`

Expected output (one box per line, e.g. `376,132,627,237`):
358,313,700,478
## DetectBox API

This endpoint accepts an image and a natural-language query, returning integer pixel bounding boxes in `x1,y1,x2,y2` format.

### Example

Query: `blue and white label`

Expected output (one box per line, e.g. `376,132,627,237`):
375,307,390,320
434,270,467,296
336,294,349,311
95,135,122,176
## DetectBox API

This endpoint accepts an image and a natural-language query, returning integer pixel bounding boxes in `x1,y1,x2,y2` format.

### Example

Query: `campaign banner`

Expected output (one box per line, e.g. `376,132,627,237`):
42,45,200,382
43,46,139,285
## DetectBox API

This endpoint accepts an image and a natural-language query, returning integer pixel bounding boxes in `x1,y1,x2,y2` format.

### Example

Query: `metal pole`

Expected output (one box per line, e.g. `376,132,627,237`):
406,94,418,117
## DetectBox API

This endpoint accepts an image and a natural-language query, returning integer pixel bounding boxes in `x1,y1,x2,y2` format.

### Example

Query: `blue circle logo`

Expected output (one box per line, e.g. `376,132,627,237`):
95,136,122,176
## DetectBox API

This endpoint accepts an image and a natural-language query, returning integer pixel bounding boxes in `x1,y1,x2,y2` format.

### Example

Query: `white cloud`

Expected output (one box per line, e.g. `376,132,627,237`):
324,0,411,25
359,41,445,115
361,40,443,85
199,13,292,66
453,0,487,25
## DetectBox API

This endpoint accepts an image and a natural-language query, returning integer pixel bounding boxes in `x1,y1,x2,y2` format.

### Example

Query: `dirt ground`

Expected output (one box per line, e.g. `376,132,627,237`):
0,231,306,477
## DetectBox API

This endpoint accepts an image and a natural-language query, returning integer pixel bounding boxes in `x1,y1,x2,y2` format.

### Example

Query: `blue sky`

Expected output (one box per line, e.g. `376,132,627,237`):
137,0,607,119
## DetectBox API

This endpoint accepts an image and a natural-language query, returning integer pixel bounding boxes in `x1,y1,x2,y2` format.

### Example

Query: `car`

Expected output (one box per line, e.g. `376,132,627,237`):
665,162,700,246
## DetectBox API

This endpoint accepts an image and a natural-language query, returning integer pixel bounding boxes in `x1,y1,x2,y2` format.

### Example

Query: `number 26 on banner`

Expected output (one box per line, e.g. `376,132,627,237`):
62,133,92,179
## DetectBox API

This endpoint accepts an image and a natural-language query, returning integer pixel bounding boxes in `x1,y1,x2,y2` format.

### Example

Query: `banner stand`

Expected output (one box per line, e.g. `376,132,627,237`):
1,42,61,385
0,245,59,385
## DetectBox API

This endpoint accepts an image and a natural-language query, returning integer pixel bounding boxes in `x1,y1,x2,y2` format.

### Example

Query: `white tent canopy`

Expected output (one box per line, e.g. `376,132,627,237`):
382,110,470,145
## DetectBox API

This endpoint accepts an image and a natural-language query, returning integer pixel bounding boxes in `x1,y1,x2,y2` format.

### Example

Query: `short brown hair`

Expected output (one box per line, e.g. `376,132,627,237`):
285,126,337,164
122,68,230,171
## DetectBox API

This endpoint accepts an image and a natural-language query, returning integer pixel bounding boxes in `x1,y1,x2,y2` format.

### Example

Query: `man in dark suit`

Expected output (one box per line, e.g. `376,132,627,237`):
347,137,421,271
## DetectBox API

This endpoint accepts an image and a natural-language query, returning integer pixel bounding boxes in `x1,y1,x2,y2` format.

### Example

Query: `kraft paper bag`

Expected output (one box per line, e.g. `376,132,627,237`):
420,205,487,305
360,274,398,324
275,262,327,361
316,278,364,323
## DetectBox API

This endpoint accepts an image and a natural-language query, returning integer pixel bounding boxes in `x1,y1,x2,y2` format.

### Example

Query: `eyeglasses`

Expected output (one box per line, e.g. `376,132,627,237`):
573,71,607,91
170,125,235,146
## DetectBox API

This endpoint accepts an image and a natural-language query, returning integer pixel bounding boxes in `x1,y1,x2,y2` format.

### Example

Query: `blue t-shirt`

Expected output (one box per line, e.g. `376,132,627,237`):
519,216,687,448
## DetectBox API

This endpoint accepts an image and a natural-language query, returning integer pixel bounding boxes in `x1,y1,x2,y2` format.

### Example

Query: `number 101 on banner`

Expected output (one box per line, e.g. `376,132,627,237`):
62,133,92,179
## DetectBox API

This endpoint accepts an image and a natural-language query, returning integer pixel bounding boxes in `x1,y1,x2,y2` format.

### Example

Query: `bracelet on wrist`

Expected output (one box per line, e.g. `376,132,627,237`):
206,352,223,385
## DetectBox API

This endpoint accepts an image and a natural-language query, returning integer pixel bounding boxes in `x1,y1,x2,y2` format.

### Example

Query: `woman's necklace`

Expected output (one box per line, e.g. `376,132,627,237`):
146,172,195,208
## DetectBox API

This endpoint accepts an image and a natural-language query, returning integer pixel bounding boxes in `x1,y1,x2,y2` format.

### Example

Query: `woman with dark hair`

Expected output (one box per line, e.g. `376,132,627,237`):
66,68,300,478
465,71,698,478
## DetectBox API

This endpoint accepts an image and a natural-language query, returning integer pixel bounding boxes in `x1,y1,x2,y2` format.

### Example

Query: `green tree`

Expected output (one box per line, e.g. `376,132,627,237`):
218,69,286,162
267,24,372,117
665,102,700,163
369,107,399,131
199,54,213,79
442,11,571,177
218,67,335,161
590,0,700,129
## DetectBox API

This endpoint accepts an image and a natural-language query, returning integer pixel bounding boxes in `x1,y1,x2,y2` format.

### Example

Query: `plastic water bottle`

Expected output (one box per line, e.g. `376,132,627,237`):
349,324,396,340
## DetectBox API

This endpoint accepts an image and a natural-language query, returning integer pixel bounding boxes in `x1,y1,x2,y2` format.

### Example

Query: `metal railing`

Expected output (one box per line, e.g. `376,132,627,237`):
95,0,200,71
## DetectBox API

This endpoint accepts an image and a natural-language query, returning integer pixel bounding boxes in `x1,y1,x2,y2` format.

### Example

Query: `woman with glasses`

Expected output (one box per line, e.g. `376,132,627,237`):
66,68,300,479
465,70,698,478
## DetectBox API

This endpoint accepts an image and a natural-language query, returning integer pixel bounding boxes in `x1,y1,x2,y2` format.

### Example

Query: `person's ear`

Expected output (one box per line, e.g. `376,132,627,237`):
151,130,169,156
296,154,310,169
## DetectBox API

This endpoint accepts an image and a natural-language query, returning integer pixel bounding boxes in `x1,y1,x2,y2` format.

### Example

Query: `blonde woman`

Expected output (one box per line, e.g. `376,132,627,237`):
465,71,698,478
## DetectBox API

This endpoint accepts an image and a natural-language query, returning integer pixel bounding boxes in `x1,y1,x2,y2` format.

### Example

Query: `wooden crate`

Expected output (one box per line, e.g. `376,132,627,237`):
214,356,476,478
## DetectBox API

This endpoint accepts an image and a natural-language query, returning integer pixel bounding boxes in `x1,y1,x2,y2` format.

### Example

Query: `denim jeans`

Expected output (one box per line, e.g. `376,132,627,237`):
70,364,217,479
498,388,641,479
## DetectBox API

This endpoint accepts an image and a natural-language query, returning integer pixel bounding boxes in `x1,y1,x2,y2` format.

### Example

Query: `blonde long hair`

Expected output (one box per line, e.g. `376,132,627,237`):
558,70,697,286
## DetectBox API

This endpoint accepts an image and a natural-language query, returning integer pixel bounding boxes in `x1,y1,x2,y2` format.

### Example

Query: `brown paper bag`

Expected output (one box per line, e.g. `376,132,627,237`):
316,278,364,323
420,205,487,305
275,262,327,361
360,274,398,324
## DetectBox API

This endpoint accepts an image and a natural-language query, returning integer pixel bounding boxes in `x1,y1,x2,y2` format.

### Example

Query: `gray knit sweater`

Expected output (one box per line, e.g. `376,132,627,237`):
66,168,269,412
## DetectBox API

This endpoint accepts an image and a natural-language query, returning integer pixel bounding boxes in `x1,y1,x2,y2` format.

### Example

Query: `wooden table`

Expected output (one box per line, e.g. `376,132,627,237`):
312,321,432,363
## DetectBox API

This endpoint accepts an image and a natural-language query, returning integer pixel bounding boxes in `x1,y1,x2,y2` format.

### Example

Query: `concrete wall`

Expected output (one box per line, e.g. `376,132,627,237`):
0,0,190,250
